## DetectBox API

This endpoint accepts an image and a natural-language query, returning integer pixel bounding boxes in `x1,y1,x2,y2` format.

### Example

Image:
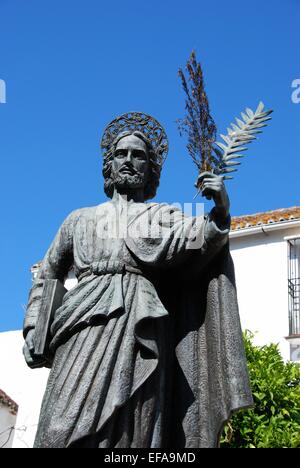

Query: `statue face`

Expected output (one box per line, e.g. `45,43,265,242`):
111,134,149,192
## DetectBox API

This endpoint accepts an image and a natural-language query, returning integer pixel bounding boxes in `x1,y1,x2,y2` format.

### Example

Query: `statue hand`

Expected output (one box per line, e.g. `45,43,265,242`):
195,172,230,220
23,329,47,369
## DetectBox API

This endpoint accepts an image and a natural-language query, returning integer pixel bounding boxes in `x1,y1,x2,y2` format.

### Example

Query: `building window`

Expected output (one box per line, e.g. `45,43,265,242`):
288,238,300,336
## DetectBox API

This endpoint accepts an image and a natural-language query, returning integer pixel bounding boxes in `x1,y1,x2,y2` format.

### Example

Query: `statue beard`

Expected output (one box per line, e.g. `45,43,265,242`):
112,171,146,191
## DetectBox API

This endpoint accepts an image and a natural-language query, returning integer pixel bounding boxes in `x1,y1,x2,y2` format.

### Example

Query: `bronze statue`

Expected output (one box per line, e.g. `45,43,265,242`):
23,112,253,448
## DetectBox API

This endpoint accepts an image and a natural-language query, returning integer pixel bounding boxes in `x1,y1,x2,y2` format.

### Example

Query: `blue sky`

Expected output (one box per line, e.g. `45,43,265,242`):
0,0,299,331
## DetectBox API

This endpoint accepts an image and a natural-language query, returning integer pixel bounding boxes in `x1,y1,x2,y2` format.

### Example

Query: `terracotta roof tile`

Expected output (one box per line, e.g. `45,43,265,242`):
0,389,18,415
231,206,300,231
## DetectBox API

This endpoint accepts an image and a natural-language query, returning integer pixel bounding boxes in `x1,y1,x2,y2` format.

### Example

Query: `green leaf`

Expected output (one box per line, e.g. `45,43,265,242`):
251,123,267,129
231,123,240,133
220,332,300,448
223,161,241,167
220,167,238,173
246,107,255,119
223,154,244,161
241,112,250,123
255,101,265,114
236,118,245,129
220,134,230,145
227,146,248,154
215,141,227,152
213,101,273,183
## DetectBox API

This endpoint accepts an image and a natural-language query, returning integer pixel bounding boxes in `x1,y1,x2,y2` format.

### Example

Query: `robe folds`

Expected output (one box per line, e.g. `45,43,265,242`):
24,201,253,448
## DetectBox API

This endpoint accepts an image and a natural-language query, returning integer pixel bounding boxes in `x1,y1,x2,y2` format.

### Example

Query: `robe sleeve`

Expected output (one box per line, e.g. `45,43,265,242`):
185,207,231,277
126,203,230,274
23,211,75,338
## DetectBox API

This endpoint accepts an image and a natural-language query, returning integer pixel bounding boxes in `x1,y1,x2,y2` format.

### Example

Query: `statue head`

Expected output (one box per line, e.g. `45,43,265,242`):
103,131,161,200
101,112,169,201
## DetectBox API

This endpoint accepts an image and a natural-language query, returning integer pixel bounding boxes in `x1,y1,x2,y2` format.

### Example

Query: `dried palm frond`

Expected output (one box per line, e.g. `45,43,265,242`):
177,50,217,173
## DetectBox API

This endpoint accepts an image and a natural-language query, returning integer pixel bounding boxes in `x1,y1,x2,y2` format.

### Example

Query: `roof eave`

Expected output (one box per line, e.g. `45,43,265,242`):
230,219,300,239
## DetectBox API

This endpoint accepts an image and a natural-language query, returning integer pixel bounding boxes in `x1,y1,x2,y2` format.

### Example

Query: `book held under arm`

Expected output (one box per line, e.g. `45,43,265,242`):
34,279,67,362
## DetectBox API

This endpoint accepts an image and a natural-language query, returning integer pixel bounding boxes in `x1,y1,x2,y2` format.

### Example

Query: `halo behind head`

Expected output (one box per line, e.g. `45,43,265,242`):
101,112,169,167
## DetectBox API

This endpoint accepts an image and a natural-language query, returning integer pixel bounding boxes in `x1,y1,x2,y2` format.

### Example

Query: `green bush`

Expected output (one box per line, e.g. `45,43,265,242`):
221,331,300,448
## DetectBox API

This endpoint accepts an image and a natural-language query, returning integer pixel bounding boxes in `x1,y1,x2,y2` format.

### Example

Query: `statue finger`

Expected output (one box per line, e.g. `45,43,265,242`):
23,345,34,365
197,171,215,180
195,172,214,186
202,178,222,186
202,182,217,191
27,334,35,353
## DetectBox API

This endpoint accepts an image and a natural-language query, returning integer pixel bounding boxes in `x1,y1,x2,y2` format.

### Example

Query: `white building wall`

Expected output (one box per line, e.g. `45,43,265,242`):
0,331,49,448
0,275,77,448
230,225,300,361
0,404,17,448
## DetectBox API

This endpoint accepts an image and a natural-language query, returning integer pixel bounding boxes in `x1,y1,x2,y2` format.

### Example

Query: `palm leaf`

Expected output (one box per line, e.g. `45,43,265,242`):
212,101,273,178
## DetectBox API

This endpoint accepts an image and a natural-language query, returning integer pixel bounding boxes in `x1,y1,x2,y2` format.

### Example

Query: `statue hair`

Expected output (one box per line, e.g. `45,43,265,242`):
102,131,161,200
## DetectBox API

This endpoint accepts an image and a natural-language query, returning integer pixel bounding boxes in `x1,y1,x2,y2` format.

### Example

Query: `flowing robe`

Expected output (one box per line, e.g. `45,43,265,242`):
24,201,253,448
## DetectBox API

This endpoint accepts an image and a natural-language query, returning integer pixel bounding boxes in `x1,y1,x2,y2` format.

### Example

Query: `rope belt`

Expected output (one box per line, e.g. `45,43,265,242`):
77,260,144,282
